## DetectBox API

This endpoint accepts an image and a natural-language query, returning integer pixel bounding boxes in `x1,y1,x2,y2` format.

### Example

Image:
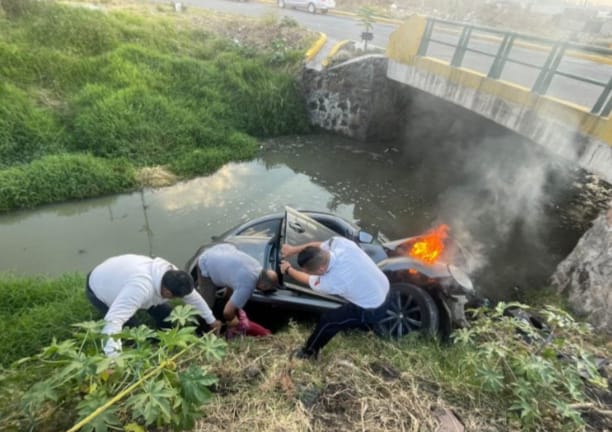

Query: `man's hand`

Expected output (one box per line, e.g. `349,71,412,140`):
280,260,292,275
209,319,223,335
281,244,297,258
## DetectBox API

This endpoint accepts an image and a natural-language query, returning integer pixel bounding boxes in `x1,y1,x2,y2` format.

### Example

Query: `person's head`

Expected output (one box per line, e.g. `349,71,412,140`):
256,269,279,292
298,246,330,275
161,270,194,299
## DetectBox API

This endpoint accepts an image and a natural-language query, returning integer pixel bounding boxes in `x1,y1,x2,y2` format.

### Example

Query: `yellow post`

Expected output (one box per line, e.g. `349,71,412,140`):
386,15,428,64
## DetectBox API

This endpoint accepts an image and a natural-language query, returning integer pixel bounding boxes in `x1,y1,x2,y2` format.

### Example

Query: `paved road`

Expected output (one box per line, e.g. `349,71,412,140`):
175,0,611,110
174,0,396,48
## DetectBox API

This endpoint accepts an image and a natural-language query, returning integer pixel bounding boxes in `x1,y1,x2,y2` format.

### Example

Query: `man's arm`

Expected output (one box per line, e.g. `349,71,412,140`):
279,260,311,286
101,287,145,357
281,241,322,259
183,291,221,332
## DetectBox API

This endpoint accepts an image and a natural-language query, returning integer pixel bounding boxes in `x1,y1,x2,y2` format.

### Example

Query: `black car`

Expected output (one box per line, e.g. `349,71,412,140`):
185,207,476,338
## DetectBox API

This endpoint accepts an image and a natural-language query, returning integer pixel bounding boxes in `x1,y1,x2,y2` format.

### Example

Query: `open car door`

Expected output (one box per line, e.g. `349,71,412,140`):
282,207,341,298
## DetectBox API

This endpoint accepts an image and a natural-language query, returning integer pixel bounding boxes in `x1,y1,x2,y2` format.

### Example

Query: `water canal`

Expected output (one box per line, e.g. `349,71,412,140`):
1,134,610,301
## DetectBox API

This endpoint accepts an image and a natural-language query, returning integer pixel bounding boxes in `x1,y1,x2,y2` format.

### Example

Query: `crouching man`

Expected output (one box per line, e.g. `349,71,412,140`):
86,254,221,357
196,243,278,338
280,236,390,359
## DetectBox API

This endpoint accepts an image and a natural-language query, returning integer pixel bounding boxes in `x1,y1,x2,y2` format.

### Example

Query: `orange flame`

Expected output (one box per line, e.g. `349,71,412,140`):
408,224,449,264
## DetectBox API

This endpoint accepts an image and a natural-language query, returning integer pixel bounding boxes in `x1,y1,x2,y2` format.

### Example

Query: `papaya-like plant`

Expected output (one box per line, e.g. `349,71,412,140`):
0,305,226,432
453,302,607,430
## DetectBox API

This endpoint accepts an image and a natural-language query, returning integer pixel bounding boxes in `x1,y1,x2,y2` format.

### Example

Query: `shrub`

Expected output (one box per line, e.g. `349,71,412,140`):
453,302,608,430
0,307,226,431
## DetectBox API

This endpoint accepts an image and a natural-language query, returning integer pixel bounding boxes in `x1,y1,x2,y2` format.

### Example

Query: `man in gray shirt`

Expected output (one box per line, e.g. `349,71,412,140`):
197,243,278,336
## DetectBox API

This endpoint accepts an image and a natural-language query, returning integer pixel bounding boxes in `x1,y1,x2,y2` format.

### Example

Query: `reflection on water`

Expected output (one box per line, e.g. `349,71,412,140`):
0,134,609,300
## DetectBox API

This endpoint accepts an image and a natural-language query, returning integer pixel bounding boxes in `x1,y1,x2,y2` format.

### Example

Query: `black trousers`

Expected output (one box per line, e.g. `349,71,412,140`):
302,294,390,357
85,272,173,330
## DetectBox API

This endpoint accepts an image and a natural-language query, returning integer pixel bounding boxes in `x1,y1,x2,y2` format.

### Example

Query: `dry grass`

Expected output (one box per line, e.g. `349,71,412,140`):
136,166,178,188
193,324,505,432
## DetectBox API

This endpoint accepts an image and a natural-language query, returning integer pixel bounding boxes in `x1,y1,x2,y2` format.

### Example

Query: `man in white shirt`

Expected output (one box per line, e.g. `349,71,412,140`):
280,236,390,359
86,254,221,356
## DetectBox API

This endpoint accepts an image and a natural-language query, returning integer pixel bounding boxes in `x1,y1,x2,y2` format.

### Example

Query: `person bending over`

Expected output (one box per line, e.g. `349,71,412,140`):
280,236,389,359
197,243,278,337
86,254,221,357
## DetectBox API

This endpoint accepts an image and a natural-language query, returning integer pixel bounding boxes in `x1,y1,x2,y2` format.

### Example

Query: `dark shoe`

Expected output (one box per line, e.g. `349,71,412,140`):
291,347,317,360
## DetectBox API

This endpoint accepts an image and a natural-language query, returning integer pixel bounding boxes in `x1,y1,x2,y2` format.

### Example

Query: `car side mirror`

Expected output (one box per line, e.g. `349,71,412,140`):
358,231,374,244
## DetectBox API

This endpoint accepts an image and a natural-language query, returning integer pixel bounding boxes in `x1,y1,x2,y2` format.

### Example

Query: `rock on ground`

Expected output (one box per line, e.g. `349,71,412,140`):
552,201,612,333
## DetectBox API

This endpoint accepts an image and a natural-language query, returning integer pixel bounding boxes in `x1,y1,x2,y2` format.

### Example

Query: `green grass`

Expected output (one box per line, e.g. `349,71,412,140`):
0,273,95,366
0,1,310,212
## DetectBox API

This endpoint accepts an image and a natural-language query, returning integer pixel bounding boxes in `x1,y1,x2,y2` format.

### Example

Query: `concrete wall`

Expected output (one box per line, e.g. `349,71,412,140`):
386,16,612,185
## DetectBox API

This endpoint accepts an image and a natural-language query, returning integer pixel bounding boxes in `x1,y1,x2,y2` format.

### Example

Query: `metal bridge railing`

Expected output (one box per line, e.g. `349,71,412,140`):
416,17,612,117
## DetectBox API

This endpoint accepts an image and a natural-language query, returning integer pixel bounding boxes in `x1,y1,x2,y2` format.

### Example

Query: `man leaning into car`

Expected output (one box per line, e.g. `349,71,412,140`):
196,243,278,338
280,236,390,359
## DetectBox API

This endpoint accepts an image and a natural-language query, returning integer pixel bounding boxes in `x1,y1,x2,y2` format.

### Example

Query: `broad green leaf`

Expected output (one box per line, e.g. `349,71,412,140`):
179,365,216,405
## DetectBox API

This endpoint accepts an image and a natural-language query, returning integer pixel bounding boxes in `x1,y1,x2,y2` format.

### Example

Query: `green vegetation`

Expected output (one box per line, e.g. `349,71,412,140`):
0,306,226,432
0,271,609,431
0,1,311,212
0,273,93,365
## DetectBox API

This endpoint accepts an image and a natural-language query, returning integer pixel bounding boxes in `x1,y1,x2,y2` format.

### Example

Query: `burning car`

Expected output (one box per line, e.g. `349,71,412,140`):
185,207,476,338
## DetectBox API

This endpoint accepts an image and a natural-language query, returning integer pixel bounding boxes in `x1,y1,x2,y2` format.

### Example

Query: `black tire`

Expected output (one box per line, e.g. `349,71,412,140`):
307,2,316,13
277,0,285,8
375,283,439,339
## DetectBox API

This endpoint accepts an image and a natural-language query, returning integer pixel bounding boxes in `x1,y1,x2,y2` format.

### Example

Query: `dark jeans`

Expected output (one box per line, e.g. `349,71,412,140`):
302,292,390,357
85,272,173,330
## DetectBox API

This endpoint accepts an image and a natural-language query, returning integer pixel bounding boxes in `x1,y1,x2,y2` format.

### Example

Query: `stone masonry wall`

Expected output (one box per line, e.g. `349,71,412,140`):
302,55,406,141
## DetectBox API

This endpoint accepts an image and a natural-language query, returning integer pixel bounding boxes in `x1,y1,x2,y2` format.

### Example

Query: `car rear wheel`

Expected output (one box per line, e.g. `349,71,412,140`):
307,2,316,13
278,0,285,8
375,283,439,339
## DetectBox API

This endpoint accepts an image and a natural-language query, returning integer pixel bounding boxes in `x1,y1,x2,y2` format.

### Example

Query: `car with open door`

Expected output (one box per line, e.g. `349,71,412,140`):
185,207,477,339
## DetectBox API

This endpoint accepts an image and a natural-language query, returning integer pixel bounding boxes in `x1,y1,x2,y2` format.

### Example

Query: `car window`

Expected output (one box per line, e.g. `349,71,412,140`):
236,219,281,238
282,207,338,287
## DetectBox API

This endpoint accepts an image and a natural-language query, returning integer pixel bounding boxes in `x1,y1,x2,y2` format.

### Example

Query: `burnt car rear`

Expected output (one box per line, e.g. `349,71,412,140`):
185,207,477,339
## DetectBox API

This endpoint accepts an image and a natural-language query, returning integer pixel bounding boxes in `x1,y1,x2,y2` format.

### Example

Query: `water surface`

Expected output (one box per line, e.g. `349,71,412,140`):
1,134,609,300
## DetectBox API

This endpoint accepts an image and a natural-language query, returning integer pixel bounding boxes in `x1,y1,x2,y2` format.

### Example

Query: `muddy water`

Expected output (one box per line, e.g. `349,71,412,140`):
0,134,610,300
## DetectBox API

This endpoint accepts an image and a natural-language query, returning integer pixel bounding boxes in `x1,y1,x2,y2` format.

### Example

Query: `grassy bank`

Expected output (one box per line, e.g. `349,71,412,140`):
0,273,610,431
0,0,312,212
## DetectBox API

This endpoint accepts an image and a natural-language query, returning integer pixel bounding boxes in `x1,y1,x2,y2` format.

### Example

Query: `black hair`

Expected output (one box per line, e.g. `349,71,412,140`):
297,246,327,272
162,270,194,297
257,269,278,291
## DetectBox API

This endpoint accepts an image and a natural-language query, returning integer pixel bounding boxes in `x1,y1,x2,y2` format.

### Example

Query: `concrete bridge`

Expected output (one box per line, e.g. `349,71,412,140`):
386,15,612,184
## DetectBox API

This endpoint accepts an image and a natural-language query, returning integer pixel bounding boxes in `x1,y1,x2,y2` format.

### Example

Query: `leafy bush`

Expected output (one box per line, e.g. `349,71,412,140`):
0,154,136,211
453,302,608,430
0,306,226,431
